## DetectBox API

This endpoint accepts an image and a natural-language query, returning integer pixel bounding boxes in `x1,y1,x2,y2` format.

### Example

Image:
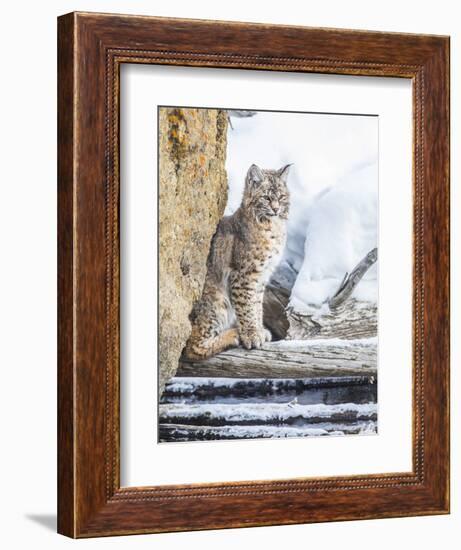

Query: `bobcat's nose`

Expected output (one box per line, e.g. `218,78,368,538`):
272,205,280,215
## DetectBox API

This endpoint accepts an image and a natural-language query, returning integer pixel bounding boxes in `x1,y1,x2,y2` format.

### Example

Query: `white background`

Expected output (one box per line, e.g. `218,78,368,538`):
121,66,412,486
0,0,457,548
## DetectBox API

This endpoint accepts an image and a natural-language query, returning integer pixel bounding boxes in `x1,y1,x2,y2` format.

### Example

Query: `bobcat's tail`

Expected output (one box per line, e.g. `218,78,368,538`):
183,329,239,361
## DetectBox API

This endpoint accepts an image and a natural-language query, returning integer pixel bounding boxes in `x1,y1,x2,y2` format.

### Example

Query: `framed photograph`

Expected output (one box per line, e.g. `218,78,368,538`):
58,12,450,538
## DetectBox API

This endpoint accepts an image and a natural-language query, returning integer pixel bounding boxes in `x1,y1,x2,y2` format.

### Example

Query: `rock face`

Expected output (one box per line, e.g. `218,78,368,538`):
158,108,228,396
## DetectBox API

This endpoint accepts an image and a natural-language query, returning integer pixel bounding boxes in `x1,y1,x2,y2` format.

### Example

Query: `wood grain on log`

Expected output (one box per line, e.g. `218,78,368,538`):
287,300,377,340
178,340,377,379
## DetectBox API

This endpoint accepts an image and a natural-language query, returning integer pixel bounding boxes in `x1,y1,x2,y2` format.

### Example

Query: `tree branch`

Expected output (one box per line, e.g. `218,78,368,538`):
328,248,378,310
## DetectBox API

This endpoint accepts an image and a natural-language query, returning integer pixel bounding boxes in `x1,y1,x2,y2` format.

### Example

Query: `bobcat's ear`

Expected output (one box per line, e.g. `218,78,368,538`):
278,163,292,183
247,164,264,186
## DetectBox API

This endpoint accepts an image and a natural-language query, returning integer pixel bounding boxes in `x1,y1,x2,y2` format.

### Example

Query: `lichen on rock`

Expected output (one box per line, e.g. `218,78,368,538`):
158,108,228,396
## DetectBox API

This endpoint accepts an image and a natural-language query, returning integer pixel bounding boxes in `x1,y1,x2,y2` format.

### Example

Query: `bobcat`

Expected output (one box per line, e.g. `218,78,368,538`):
183,163,291,360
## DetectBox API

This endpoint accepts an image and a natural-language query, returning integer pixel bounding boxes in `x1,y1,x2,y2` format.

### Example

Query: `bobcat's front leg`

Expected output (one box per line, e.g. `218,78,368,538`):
231,278,271,350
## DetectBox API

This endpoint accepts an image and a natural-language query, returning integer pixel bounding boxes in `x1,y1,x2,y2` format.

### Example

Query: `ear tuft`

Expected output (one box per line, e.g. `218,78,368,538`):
247,164,264,186
278,163,292,182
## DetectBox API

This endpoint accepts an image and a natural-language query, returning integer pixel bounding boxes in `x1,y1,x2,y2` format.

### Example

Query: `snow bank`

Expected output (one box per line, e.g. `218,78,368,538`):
290,162,378,312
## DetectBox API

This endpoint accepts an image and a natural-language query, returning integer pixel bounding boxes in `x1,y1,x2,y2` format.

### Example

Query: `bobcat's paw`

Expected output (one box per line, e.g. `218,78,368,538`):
240,328,269,350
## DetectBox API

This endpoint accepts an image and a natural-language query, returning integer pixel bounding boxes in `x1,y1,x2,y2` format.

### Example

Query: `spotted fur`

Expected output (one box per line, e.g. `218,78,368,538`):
184,163,291,360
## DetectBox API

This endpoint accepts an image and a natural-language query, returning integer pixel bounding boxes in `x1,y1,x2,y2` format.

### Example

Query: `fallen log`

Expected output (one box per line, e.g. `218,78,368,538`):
159,401,377,427
159,421,377,442
178,339,377,379
163,375,375,399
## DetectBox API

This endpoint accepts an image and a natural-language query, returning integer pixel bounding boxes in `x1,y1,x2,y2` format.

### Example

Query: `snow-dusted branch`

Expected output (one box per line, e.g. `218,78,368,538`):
227,110,258,118
226,110,258,130
328,248,378,311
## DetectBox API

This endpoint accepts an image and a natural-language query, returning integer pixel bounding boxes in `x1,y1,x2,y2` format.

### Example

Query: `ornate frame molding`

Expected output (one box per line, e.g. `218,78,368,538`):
58,12,449,537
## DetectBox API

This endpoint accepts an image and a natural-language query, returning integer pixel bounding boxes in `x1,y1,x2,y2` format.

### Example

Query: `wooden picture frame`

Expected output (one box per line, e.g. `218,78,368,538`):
57,11,450,538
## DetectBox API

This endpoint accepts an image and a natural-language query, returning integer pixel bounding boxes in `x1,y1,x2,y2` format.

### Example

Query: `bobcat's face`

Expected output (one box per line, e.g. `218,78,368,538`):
253,185,290,221
244,164,291,223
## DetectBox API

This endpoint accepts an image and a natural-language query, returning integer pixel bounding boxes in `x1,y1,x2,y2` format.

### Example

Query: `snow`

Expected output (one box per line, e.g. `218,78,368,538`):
289,163,378,313
268,336,377,349
225,111,378,312
164,377,248,394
